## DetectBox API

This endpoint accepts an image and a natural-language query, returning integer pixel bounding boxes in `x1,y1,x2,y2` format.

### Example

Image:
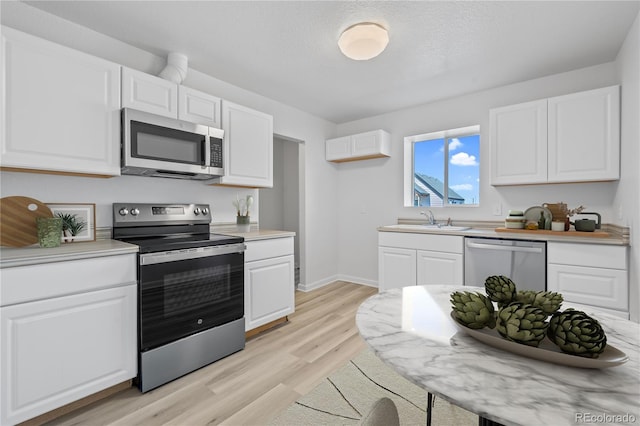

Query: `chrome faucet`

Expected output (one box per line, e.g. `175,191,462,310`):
420,210,437,225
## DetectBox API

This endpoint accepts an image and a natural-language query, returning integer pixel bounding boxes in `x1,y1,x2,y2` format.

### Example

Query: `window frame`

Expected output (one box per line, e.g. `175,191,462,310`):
403,125,480,207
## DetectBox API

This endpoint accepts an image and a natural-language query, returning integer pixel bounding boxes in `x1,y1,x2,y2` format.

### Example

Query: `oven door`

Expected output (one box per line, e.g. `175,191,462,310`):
138,244,245,351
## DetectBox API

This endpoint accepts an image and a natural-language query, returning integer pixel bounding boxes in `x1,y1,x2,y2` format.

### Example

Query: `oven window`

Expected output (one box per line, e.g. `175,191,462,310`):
163,265,231,317
139,252,244,351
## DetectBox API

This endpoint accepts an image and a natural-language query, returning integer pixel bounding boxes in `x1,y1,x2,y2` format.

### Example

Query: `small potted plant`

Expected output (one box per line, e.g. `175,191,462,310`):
55,212,86,243
232,194,253,232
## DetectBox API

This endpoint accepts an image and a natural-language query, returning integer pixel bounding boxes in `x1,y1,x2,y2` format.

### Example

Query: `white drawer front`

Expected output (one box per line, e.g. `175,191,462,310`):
547,242,627,269
378,232,463,253
0,254,136,306
244,237,294,263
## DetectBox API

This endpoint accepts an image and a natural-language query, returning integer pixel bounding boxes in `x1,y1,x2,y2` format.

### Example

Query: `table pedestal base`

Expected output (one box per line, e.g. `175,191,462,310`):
426,392,504,426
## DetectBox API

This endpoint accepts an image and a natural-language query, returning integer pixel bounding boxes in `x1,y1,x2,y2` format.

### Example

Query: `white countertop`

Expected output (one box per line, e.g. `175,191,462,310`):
356,285,639,426
378,223,629,246
212,226,296,242
0,240,139,268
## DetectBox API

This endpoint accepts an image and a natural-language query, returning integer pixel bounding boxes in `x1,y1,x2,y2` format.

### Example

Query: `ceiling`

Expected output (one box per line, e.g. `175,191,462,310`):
20,1,640,124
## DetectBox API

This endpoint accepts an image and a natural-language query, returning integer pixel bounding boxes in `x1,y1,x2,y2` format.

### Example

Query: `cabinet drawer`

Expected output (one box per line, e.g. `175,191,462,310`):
0,254,136,306
548,243,627,269
244,237,294,263
378,232,463,253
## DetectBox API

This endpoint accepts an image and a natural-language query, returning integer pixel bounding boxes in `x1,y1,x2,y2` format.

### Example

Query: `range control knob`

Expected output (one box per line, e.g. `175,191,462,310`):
118,208,129,216
202,207,209,215
130,208,140,216
194,208,200,215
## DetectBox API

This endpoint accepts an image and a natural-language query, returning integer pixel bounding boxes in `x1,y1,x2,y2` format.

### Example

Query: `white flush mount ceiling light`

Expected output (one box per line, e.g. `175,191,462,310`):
338,22,389,61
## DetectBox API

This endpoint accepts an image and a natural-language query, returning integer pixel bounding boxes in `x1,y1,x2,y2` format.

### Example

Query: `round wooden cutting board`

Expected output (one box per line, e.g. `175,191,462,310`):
0,196,54,247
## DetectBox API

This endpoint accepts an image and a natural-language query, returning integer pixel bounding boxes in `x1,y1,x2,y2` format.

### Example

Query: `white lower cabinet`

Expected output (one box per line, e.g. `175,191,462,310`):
378,232,463,291
547,242,628,319
244,237,295,331
378,247,417,289
0,254,137,425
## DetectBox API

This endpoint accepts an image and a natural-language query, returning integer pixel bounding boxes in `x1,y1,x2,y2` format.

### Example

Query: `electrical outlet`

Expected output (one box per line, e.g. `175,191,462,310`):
618,204,624,220
492,203,502,216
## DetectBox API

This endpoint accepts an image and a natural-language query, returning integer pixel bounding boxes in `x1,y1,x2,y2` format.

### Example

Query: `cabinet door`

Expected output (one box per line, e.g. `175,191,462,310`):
1,28,121,177
244,255,295,331
547,264,628,312
121,67,177,118
0,285,136,425
214,101,273,188
326,136,352,161
378,247,416,291
416,250,463,286
178,86,221,128
547,85,620,182
490,99,547,185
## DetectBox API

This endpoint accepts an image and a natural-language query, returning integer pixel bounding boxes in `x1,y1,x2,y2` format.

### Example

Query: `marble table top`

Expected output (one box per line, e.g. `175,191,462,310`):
356,285,640,426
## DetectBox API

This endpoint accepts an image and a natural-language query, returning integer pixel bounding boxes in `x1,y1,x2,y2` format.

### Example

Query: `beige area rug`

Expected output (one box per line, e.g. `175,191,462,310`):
269,350,477,425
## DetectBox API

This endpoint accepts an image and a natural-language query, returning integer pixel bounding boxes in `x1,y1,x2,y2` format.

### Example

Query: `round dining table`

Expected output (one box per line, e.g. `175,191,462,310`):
356,285,640,426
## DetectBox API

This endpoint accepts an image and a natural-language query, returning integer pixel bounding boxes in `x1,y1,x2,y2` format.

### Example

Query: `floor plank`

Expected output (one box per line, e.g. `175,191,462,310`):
46,281,377,426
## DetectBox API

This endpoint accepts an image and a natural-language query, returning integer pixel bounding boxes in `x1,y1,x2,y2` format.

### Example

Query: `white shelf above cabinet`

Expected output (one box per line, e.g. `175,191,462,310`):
326,129,391,163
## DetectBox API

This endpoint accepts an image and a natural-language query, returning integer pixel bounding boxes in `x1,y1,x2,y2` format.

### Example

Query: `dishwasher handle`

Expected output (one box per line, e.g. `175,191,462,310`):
466,241,544,254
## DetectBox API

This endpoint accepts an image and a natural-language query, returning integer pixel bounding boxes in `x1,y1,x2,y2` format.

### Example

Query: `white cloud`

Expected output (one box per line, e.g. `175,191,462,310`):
450,152,478,166
449,138,462,151
451,184,473,191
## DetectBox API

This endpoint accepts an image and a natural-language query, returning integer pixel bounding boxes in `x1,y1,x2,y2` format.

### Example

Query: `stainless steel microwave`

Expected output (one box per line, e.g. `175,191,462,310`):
121,108,224,180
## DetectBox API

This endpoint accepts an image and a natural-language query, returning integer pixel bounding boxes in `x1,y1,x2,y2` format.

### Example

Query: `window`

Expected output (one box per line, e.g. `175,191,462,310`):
404,125,480,207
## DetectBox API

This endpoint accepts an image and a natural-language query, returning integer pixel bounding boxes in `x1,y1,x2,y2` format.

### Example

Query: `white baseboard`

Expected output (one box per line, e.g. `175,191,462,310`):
296,275,379,292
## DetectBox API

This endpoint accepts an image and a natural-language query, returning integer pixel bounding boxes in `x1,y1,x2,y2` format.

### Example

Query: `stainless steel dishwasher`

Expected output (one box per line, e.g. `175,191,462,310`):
464,237,546,291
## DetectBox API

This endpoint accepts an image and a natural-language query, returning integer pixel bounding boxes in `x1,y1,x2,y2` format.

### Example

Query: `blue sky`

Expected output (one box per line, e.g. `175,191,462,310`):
414,134,480,204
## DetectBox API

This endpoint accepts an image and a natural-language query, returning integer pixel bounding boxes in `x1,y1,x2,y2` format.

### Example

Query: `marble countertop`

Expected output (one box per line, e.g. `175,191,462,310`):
356,285,639,426
0,240,139,268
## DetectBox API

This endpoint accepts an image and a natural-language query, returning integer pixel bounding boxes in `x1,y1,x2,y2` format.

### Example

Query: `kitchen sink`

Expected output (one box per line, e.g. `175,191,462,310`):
384,224,471,231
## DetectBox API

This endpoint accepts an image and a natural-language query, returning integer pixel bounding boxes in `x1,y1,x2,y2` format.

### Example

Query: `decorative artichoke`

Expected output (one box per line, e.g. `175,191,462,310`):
515,290,564,316
496,302,549,347
547,309,607,358
484,275,516,308
450,291,496,329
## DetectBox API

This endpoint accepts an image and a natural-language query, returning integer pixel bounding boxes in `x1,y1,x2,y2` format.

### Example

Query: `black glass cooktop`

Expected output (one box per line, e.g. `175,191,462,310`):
117,233,244,254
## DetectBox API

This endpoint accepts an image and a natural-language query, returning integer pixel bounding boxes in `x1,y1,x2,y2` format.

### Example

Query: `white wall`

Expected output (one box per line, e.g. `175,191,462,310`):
0,2,339,289
334,63,622,287
614,12,640,322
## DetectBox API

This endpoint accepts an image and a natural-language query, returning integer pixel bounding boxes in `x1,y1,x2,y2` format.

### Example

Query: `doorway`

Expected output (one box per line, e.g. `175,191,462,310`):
259,136,302,285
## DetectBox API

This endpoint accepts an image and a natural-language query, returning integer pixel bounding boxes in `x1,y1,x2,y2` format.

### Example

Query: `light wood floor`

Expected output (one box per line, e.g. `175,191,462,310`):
47,281,378,426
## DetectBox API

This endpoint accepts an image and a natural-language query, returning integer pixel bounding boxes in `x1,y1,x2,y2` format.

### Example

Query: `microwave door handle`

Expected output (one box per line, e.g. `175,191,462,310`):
202,137,208,167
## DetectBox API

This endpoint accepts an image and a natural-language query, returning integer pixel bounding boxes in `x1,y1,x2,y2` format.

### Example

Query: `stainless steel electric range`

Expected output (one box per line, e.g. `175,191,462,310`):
112,203,246,392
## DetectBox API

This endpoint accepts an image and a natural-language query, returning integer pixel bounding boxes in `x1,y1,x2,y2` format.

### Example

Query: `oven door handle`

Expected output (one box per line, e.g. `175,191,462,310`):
140,243,246,265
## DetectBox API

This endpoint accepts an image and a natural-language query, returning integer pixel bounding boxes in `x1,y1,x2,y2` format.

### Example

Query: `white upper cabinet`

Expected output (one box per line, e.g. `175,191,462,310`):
121,67,178,118
178,86,221,128
1,27,121,177
490,99,548,185
547,86,620,183
490,85,620,186
210,100,273,188
326,129,391,162
121,67,221,128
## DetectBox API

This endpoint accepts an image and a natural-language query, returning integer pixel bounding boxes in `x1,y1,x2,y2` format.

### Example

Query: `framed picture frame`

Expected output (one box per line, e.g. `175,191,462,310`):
47,203,96,243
